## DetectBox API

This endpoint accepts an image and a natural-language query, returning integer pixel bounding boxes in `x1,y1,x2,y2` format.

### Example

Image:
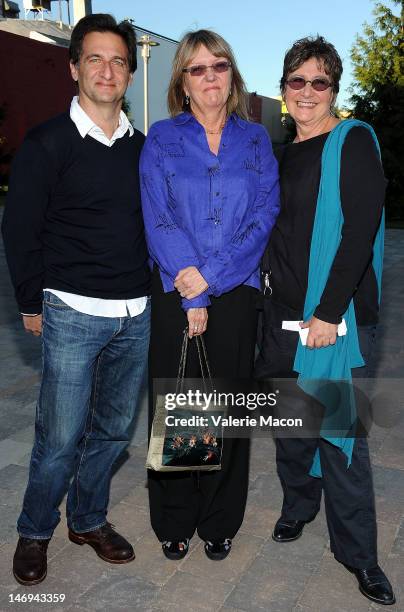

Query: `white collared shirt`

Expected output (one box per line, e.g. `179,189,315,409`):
69,95,134,146
41,97,147,319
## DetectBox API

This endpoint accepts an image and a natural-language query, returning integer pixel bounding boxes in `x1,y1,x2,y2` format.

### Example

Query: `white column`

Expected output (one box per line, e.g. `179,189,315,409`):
72,0,92,25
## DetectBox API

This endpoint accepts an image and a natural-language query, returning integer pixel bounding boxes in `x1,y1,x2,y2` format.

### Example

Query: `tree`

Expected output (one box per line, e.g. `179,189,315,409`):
121,96,134,126
348,0,404,221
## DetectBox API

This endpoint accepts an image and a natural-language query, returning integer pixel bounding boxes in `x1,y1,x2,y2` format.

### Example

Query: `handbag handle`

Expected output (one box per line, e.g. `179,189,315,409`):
175,329,213,395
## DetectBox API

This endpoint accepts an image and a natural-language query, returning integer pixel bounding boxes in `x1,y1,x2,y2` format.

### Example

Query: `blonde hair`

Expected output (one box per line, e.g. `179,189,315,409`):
167,29,249,119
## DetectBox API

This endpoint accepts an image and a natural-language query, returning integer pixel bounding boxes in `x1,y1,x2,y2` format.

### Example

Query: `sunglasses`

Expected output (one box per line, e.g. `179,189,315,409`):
286,76,333,92
182,60,232,77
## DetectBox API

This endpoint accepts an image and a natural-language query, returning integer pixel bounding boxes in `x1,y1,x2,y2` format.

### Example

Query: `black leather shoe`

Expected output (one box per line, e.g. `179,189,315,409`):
272,519,306,542
204,539,232,560
13,537,50,586
162,539,189,560
346,564,396,605
68,522,135,564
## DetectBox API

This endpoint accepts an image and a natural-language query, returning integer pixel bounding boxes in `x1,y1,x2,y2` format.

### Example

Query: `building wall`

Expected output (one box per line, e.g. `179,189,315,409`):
0,25,176,183
0,23,177,147
126,28,178,133
0,22,284,176
261,97,284,144
248,93,262,124
72,0,92,25
248,93,284,144
0,29,75,158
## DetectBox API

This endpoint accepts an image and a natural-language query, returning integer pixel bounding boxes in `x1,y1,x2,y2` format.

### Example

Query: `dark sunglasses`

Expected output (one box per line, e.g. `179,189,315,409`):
286,76,333,92
182,60,232,77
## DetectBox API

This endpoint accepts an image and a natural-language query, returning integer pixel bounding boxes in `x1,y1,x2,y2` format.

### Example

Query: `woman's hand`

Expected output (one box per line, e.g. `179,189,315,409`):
187,308,208,338
175,266,208,300
300,316,338,349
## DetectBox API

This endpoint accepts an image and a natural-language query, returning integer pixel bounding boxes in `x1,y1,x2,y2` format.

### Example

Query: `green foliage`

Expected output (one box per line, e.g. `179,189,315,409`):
348,0,404,220
281,114,296,143
122,96,134,127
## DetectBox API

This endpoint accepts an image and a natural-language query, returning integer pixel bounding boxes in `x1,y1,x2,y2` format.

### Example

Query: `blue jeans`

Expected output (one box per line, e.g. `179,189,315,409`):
18,291,150,539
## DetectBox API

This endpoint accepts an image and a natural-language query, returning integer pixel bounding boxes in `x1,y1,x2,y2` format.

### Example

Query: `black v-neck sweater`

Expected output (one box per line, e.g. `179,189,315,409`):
268,126,386,325
2,113,151,313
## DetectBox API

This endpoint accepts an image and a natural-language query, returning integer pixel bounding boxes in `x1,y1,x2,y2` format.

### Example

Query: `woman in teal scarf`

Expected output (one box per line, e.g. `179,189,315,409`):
255,36,395,605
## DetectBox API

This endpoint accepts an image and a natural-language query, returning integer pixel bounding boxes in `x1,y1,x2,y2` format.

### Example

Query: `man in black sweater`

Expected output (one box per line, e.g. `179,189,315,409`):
2,14,151,586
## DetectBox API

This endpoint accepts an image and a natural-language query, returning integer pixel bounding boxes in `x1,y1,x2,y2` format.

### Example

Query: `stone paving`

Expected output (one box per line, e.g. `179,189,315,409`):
0,216,403,612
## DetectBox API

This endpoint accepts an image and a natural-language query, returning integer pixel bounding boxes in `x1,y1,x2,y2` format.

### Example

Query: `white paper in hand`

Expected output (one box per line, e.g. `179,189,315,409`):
281,319,347,346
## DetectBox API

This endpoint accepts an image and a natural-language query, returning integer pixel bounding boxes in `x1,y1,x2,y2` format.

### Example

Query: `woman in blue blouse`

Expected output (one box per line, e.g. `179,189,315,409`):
140,29,279,561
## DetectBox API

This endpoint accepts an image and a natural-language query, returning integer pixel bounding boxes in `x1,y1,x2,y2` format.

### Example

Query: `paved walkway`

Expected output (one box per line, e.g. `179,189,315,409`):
0,217,403,611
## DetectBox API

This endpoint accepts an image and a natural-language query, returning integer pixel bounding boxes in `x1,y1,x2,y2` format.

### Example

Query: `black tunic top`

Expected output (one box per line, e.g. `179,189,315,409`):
268,126,386,325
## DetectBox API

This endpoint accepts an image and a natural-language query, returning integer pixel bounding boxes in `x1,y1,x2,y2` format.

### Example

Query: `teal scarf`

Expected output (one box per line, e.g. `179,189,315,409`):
293,119,384,477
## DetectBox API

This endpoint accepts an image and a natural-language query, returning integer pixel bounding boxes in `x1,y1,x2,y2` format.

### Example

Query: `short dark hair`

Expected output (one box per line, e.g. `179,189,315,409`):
69,13,137,73
280,36,342,95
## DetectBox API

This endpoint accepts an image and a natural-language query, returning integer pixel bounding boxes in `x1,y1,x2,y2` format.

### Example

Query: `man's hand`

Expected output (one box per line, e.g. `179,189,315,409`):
300,316,338,349
187,308,208,338
175,266,208,300
23,314,42,337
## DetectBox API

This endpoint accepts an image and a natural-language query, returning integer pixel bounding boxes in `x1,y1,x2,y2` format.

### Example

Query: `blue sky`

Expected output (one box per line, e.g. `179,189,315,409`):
15,0,398,107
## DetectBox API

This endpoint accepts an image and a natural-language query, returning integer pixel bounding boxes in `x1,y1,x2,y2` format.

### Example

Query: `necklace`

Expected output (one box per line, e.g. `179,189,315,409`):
205,123,225,135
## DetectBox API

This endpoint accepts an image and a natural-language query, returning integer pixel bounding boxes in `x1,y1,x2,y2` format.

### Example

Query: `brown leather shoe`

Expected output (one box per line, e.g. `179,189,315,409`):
68,522,135,564
13,537,50,586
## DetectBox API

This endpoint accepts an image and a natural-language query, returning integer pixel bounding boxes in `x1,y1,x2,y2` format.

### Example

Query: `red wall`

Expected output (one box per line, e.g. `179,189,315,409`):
0,30,76,166
248,93,262,123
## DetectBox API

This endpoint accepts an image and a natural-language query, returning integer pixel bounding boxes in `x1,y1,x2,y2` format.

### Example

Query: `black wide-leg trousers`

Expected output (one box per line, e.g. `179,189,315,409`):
148,267,258,542
255,298,378,569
